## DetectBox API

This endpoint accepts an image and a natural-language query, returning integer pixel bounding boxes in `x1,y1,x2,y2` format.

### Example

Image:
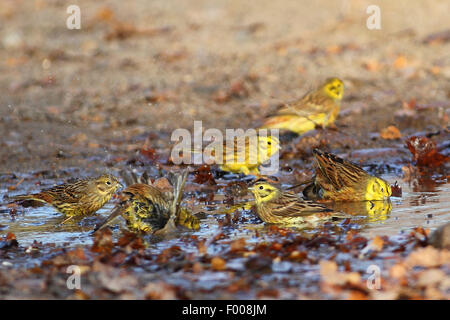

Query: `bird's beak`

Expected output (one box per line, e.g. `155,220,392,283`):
248,186,254,191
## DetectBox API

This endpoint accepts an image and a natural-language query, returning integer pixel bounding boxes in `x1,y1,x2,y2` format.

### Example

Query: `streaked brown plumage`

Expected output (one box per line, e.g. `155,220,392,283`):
11,174,121,217
261,78,344,135
95,171,200,234
249,181,334,225
186,134,280,175
303,149,392,201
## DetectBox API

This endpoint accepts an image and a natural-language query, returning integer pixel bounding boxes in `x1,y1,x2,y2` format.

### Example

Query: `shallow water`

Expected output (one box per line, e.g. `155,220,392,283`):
1,174,449,250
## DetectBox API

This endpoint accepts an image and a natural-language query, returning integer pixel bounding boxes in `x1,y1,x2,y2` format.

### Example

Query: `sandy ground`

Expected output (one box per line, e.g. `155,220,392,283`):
0,0,448,173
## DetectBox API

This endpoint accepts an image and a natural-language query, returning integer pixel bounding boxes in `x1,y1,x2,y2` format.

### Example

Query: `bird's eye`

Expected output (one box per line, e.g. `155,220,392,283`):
259,185,264,190
380,187,384,193
106,181,111,185
268,141,271,145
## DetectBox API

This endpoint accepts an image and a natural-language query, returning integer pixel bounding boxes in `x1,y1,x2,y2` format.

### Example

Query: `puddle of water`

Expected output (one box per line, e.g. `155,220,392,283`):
1,174,449,249
358,174,450,237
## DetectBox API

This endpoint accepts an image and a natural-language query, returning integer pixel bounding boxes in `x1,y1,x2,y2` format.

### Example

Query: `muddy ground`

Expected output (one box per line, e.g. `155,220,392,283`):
0,0,449,300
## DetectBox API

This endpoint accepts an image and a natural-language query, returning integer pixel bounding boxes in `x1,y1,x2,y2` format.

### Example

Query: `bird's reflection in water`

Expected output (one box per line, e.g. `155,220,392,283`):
216,201,255,215
217,199,392,226
330,200,392,223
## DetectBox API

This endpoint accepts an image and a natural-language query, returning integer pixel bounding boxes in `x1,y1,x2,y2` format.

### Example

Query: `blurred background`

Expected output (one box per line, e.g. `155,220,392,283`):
0,0,448,171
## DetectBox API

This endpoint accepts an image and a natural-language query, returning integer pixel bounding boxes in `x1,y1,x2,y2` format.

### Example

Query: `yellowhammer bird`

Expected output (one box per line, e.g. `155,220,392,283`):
249,181,335,225
10,174,121,219
189,134,280,176
94,171,199,234
261,77,344,135
303,149,392,201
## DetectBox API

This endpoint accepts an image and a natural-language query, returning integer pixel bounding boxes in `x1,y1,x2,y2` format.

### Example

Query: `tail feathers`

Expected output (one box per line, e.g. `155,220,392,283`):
119,170,153,188
302,182,322,200
93,204,124,233
10,194,49,205
154,170,189,236
171,170,188,218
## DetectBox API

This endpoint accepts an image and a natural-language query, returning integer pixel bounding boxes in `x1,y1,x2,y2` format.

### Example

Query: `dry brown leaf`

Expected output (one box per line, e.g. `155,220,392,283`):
430,223,450,250
144,282,177,299
192,262,203,273
417,269,446,287
153,177,172,192
230,238,246,252
348,291,367,300
371,236,384,251
380,126,402,140
405,136,449,168
320,260,361,286
405,246,450,268
389,263,407,280
211,257,226,271
98,271,138,293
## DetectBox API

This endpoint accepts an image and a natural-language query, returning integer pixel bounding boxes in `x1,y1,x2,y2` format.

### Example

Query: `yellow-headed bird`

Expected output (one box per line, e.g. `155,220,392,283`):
261,78,344,135
189,134,280,176
303,149,392,201
11,174,121,220
249,181,335,225
94,171,199,234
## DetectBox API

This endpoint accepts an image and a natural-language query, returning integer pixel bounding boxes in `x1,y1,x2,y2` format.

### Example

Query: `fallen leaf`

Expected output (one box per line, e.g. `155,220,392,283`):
405,246,450,268
389,263,407,280
140,147,158,161
380,126,402,140
430,223,450,250
91,228,113,254
230,238,246,252
405,136,449,168
144,282,177,299
391,182,402,197
211,257,226,271
153,177,172,192
193,164,216,185
244,256,272,273
98,270,138,293
320,260,361,286
417,269,446,287
0,232,18,250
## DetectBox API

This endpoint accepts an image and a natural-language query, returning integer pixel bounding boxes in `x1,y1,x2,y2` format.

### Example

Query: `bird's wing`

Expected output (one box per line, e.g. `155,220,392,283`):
154,170,188,236
9,180,88,204
93,183,169,233
268,92,332,118
268,192,330,217
42,181,89,203
313,149,369,190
